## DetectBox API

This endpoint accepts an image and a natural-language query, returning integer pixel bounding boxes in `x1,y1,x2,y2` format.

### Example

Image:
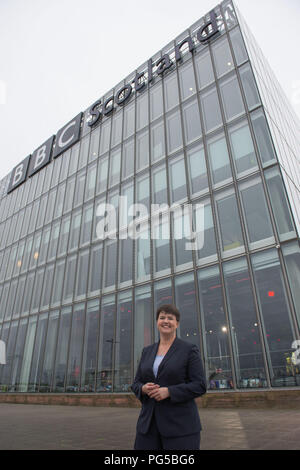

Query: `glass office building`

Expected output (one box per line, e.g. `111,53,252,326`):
0,0,299,394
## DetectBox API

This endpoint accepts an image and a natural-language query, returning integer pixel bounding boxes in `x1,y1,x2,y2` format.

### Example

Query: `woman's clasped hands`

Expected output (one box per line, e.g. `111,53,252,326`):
142,383,170,401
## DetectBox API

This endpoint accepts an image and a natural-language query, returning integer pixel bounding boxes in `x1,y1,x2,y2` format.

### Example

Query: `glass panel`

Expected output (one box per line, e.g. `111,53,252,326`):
137,92,148,130
85,163,97,200
136,172,150,212
195,50,214,90
239,64,260,110
166,110,183,154
57,215,70,256
97,295,115,392
151,120,165,162
48,221,60,261
179,61,196,100
169,155,187,203
53,307,72,392
182,99,202,144
103,240,117,289
31,268,44,313
114,290,133,392
152,163,168,205
51,259,65,306
150,82,163,120
194,200,217,264
136,130,149,171
212,36,234,77
109,148,121,187
228,120,258,176
80,204,93,246
75,249,89,298
78,134,89,169
215,189,244,255
134,284,152,374
207,133,232,187
28,312,48,392
100,120,111,155
68,142,80,176
111,111,123,147
239,177,274,248
220,74,245,121
265,167,296,240
66,303,85,392
223,258,267,388
175,273,200,348
96,155,109,194
10,318,28,391
123,103,135,139
201,86,223,133
54,182,65,219
89,126,100,162
88,243,103,295
122,138,135,179
282,242,300,326
136,227,151,282
153,217,171,276
197,266,233,389
229,28,248,65
18,315,37,391
81,299,100,392
40,310,59,392
251,250,299,387
172,208,193,268
119,238,133,285
63,254,77,303
21,272,35,316
164,74,179,111
187,144,208,196
0,321,18,391
251,110,277,166
41,264,54,309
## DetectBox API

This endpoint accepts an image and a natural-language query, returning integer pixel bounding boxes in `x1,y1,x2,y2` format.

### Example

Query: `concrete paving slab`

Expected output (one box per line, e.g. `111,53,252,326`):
0,404,299,450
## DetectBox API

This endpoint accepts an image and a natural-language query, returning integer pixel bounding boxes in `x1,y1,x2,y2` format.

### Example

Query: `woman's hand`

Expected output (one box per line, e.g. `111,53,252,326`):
148,387,170,401
142,383,160,396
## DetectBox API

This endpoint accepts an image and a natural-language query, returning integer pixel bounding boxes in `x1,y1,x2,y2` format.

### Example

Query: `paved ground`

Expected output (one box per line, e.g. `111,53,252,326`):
0,403,299,450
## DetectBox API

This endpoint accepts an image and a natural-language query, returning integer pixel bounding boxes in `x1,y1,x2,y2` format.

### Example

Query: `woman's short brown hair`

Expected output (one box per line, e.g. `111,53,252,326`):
156,304,180,322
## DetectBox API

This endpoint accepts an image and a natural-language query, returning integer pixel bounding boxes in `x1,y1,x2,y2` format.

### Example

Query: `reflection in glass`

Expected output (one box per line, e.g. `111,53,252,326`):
151,120,165,162
229,27,248,65
265,167,296,240
220,74,245,121
66,304,85,391
169,155,187,203
195,50,214,89
175,273,200,348
182,100,202,144
282,242,300,326
239,177,274,248
223,258,266,388
179,61,196,100
251,110,276,166
201,86,223,133
215,189,244,255
207,133,232,187
197,266,233,389
28,312,48,392
251,250,299,387
187,145,208,196
229,121,257,176
114,290,133,392
18,315,37,391
134,285,152,374
212,36,234,77
53,307,72,392
97,295,115,392
81,300,99,392
166,111,183,154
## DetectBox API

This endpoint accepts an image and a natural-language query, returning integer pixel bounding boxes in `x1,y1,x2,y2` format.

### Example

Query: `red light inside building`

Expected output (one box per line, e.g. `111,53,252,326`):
268,291,275,298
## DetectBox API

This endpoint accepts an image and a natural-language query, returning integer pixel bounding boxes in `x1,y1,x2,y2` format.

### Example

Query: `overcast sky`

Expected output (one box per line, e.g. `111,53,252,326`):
0,0,299,181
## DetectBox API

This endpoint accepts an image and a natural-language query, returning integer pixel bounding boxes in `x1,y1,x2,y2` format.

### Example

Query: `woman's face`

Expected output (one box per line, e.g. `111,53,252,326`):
157,311,179,336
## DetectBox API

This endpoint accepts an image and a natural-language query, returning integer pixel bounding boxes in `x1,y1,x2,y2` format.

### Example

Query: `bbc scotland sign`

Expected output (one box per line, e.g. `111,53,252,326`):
7,10,220,195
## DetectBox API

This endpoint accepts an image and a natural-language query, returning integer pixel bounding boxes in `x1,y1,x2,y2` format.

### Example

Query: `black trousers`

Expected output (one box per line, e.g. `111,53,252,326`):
134,414,201,450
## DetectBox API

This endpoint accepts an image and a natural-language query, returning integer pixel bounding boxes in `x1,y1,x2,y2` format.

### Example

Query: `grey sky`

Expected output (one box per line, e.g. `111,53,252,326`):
0,0,299,181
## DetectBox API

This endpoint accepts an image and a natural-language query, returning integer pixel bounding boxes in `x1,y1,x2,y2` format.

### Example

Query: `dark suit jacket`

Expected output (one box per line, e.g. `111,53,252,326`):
131,337,207,438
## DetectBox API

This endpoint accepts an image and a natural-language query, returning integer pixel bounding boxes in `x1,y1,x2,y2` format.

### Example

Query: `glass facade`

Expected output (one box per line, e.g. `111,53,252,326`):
0,0,299,394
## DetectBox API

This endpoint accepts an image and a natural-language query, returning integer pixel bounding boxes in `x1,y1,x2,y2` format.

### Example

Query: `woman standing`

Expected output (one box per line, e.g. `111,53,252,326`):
131,304,206,450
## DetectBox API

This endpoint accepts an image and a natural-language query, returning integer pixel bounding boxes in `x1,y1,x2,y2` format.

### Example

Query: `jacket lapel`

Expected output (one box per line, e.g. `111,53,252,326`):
148,342,159,380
